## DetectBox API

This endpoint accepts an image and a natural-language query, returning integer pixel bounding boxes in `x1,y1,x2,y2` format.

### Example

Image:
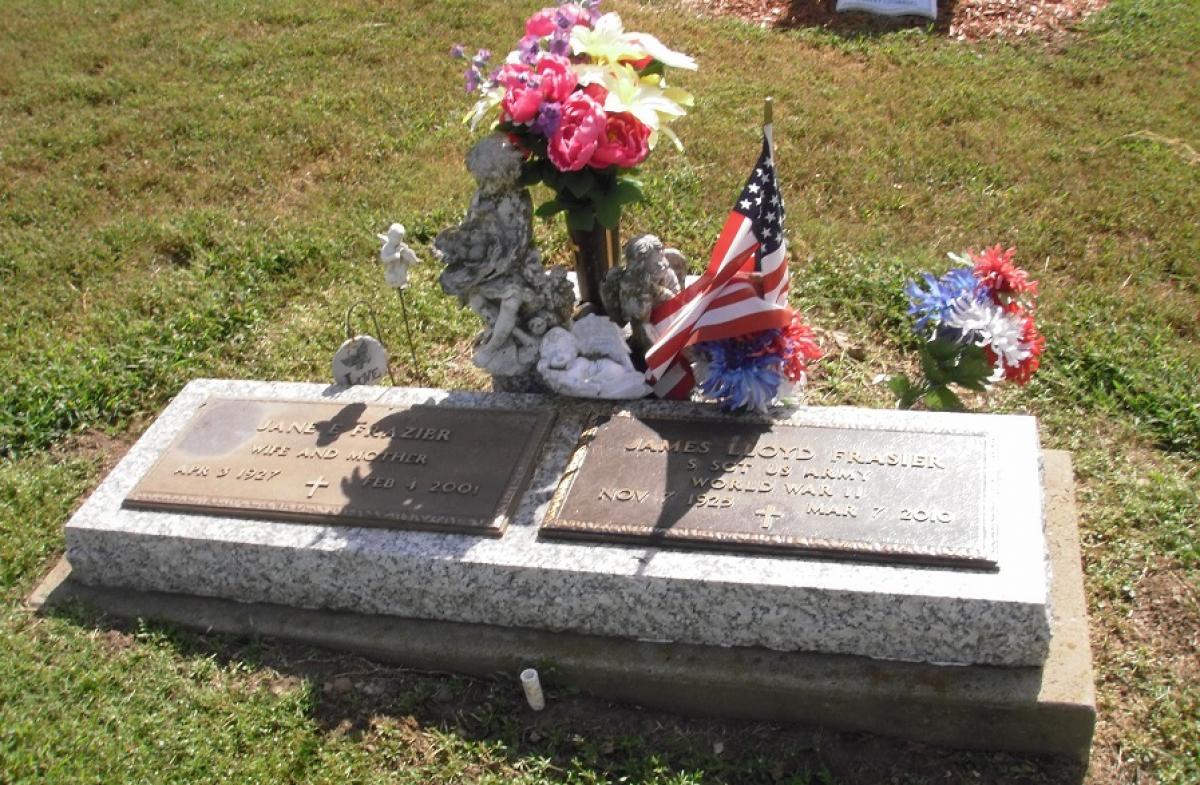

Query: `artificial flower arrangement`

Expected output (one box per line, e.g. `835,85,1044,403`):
454,0,696,232
692,315,823,413
890,245,1045,410
450,2,819,413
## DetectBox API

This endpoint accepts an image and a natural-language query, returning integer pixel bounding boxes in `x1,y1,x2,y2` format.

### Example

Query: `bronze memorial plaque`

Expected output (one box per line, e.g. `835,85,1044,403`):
542,413,996,569
124,397,555,536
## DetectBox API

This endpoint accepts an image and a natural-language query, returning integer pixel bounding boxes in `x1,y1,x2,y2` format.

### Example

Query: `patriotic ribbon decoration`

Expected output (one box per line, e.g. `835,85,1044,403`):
644,121,793,399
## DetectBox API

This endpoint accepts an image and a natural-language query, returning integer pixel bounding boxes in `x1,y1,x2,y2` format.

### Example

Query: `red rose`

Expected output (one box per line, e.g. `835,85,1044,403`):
590,112,651,169
548,92,606,171
534,54,576,103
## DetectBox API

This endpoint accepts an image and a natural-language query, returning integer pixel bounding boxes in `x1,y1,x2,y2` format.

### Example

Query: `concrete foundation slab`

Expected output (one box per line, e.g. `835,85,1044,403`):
34,451,1093,761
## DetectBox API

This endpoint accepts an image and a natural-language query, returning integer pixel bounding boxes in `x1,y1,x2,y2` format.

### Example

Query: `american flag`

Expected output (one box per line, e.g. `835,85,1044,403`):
644,124,793,399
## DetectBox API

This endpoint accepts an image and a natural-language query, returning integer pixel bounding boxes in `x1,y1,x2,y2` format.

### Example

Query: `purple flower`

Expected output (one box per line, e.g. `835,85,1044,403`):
517,35,541,65
450,43,466,59
457,48,495,94
578,0,604,24
532,101,562,136
549,33,571,57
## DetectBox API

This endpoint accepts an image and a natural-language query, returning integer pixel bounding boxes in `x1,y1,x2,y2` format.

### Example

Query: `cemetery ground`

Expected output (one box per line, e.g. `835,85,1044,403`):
0,0,1195,782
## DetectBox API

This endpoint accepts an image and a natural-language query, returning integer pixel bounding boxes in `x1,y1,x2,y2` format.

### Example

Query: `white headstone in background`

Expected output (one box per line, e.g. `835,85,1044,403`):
836,0,937,19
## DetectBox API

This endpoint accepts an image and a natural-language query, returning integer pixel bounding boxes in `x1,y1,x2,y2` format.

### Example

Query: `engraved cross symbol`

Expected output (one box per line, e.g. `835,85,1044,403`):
304,476,330,498
755,504,784,530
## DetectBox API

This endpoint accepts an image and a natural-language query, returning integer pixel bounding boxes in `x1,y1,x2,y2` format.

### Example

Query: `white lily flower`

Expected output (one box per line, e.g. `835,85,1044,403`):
573,64,692,150
624,31,698,71
464,84,504,131
571,12,697,70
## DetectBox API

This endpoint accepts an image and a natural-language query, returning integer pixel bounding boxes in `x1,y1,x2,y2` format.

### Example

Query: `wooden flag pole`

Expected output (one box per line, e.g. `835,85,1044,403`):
764,96,774,126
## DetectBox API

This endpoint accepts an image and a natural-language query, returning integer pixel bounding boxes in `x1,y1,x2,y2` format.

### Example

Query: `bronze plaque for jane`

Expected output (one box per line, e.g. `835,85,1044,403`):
124,397,555,536
541,413,996,569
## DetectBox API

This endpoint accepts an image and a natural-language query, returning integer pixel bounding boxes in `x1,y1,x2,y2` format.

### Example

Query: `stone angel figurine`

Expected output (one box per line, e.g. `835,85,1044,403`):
601,233,688,353
433,134,573,390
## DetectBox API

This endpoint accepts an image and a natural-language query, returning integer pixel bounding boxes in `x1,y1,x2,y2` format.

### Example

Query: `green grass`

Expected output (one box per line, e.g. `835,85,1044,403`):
1,0,1198,782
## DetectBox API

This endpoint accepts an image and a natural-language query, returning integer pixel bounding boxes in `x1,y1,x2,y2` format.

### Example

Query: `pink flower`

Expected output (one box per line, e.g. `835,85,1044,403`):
534,54,576,103
525,4,591,38
590,111,651,169
548,92,606,171
582,83,608,104
503,85,544,124
496,62,533,90
525,7,559,37
497,63,543,124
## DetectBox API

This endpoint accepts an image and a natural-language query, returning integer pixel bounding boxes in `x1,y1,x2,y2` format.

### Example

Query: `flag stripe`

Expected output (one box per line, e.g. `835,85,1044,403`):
649,222,757,326
644,124,790,395
652,360,693,399
649,219,754,323
644,240,757,375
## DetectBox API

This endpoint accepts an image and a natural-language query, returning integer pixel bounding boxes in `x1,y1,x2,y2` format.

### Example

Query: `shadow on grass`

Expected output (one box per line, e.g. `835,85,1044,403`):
46,599,1084,785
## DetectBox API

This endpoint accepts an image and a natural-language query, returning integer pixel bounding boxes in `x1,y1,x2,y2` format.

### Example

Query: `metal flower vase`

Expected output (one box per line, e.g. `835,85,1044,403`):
568,221,620,314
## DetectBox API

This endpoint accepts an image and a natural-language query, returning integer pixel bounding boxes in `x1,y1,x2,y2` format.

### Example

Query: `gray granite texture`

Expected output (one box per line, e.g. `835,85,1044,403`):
65,379,1052,666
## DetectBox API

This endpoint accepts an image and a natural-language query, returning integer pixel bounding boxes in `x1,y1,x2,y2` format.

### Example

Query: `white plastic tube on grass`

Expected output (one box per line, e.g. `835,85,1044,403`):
520,668,545,711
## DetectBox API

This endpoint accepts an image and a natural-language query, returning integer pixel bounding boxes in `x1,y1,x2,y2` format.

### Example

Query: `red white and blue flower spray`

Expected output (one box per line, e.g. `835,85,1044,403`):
692,316,822,414
891,245,1045,410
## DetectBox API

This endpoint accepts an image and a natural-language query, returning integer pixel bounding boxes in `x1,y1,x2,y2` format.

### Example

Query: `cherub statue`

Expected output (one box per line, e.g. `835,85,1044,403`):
433,134,574,388
601,234,688,353
377,223,421,289
537,315,650,399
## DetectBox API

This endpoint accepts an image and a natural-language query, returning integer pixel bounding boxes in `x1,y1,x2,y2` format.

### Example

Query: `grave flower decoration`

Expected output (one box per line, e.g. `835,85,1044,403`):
453,0,696,232
891,245,1045,411
693,313,823,414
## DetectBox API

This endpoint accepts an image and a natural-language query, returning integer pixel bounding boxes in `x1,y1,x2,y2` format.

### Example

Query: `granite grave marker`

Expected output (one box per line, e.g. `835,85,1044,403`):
51,380,1096,758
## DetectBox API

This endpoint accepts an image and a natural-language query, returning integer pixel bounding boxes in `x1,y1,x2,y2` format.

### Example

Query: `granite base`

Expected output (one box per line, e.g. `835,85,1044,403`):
64,379,1053,666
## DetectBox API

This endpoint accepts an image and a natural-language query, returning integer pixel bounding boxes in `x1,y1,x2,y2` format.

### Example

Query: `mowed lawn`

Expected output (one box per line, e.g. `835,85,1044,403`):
1,0,1196,783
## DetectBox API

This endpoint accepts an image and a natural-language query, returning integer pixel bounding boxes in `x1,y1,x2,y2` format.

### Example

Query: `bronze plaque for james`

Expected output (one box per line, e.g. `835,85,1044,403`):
541,413,996,568
124,397,555,536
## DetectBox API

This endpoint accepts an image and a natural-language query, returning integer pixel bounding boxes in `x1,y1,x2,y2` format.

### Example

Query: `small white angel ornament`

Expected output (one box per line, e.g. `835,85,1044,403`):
377,223,420,289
